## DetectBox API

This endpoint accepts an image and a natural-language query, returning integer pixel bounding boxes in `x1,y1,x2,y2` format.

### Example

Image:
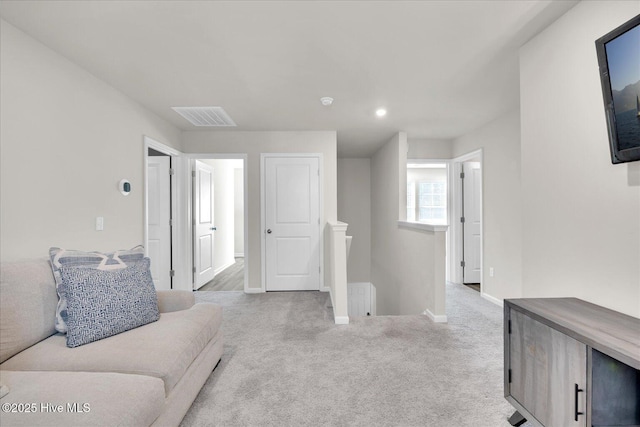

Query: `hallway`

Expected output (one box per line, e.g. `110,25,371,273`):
198,258,244,291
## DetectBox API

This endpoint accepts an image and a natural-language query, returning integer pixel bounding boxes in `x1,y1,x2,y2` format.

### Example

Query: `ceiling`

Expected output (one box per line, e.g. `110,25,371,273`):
0,0,578,157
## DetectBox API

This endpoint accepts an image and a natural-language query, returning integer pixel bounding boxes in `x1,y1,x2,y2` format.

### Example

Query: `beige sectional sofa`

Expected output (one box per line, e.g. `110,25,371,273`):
0,259,223,427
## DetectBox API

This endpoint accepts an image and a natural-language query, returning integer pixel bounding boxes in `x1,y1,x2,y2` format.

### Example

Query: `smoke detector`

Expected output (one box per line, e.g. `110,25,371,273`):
320,97,334,106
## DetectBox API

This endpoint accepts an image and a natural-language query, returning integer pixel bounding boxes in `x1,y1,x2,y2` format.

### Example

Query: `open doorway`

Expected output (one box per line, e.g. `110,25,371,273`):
144,136,181,291
451,150,483,293
191,156,247,292
147,148,173,290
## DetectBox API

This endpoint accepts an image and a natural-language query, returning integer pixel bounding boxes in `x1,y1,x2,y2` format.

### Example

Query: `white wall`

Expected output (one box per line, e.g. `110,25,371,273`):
234,166,245,257
182,131,337,291
0,20,181,261
199,159,236,276
520,0,640,317
408,138,452,160
452,109,523,302
337,158,371,283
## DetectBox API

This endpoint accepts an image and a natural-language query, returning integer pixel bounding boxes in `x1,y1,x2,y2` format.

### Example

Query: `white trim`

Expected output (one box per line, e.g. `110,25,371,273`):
244,288,263,294
184,153,249,293
329,288,350,324
234,253,245,258
481,292,503,307
213,259,236,277
397,220,448,233
370,283,377,316
261,153,325,293
144,136,182,157
408,158,452,165
334,316,350,325
327,220,348,232
423,309,448,323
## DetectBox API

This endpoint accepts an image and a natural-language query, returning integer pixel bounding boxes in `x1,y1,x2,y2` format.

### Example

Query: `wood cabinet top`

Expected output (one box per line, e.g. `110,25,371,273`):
505,298,640,370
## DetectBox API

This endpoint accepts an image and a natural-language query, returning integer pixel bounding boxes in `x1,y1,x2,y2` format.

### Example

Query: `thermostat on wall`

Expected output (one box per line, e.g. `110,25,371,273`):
119,179,131,196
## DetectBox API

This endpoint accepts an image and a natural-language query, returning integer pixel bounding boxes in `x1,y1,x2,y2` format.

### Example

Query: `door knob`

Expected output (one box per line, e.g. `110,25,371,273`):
211,227,217,231
267,229,272,234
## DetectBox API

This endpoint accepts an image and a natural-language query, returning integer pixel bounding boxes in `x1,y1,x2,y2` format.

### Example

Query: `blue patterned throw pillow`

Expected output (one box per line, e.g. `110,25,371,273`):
59,258,160,348
49,246,145,333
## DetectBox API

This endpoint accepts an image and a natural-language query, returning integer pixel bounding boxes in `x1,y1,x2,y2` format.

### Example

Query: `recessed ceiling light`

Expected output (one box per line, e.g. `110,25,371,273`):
320,97,334,106
375,108,387,117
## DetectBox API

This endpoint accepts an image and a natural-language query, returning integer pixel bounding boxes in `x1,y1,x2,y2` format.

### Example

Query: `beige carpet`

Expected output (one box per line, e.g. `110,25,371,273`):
182,282,515,426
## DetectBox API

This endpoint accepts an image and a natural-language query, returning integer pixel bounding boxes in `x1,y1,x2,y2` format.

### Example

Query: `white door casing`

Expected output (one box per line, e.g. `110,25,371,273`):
147,155,172,290
463,161,482,284
193,160,216,289
264,156,321,291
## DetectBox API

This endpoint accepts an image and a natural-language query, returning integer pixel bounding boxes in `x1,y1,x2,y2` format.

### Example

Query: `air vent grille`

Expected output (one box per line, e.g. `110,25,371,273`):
172,106,236,127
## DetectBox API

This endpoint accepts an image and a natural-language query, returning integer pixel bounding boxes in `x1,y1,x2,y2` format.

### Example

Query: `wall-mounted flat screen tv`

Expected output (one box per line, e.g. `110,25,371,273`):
595,14,640,164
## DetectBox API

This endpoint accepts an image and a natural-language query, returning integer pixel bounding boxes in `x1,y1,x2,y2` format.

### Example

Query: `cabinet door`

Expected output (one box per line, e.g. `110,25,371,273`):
509,309,587,426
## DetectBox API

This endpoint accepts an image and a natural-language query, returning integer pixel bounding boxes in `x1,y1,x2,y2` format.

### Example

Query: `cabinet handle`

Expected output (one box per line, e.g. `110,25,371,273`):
574,383,584,421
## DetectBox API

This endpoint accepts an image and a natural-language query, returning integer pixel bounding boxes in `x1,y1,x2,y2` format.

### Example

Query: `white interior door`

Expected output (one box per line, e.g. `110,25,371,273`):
147,155,172,290
265,156,321,291
194,160,216,289
463,161,482,284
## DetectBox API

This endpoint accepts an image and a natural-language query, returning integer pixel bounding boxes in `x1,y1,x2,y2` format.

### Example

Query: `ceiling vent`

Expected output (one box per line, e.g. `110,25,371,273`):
172,106,237,127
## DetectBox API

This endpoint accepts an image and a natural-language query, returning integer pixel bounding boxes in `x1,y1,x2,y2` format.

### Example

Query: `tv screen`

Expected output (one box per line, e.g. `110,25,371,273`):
595,14,640,164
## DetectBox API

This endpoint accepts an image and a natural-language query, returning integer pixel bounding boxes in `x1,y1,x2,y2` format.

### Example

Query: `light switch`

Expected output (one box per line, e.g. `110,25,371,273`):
96,217,104,231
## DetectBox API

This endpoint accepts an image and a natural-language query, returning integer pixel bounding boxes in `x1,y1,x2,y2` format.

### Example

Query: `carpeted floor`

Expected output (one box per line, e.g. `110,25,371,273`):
182,282,516,426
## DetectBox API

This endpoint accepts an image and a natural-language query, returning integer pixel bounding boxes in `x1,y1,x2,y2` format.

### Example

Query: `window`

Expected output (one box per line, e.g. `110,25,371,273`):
418,181,446,222
406,163,447,224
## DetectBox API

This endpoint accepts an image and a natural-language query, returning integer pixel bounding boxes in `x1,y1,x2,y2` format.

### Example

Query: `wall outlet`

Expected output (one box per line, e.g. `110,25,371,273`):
489,267,494,277
96,216,104,231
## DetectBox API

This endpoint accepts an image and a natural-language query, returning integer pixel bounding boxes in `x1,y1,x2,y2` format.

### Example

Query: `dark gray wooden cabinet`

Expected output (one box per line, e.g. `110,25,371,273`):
504,298,640,427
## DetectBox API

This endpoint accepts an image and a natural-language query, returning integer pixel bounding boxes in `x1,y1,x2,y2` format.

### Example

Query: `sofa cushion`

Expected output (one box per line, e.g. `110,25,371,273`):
60,258,160,348
0,303,222,395
0,370,164,426
0,259,58,364
49,246,144,333
157,290,195,313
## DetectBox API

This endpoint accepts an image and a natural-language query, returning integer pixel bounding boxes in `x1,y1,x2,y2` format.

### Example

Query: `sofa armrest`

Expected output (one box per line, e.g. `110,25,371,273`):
157,290,195,313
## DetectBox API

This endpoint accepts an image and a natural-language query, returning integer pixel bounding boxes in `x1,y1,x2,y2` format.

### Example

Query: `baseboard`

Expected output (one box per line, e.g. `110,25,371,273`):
481,292,503,307
213,259,236,277
244,287,263,294
334,316,349,325
328,289,349,324
423,308,448,323
234,253,244,258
